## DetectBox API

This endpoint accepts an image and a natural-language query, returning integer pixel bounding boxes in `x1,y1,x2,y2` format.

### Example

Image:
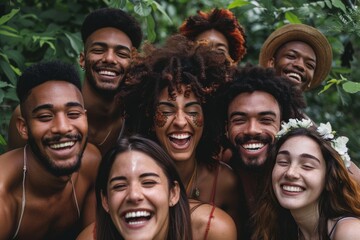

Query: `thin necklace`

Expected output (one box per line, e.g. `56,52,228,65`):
98,127,113,146
186,161,200,199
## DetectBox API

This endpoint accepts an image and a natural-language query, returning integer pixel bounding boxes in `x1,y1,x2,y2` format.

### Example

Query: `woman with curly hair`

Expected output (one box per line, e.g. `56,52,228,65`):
119,34,239,239
179,8,246,64
252,119,360,240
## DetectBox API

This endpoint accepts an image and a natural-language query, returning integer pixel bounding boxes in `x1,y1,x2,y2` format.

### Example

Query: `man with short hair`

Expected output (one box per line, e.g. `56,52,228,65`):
0,60,100,239
7,8,143,156
217,65,306,239
259,23,332,91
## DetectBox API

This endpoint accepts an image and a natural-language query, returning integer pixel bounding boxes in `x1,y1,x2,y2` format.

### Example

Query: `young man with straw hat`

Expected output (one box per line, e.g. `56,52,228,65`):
259,23,332,91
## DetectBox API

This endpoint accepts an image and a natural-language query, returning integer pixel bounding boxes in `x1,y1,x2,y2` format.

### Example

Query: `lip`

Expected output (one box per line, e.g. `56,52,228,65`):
283,70,305,84
280,183,305,195
121,208,154,229
168,132,192,150
46,140,79,159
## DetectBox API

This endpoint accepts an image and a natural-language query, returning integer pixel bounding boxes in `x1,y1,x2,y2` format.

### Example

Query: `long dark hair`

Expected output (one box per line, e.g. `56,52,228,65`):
95,135,193,240
252,127,360,240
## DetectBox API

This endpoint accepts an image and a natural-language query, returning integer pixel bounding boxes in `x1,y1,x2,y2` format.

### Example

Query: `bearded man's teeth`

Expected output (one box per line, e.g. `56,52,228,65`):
50,141,75,149
99,70,116,76
242,143,264,150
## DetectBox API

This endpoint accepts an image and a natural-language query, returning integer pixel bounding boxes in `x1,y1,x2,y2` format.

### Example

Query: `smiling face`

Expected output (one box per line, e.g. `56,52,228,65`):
101,150,180,240
18,81,88,176
154,86,204,163
79,27,133,96
195,29,230,59
227,91,280,169
268,41,316,89
272,136,326,213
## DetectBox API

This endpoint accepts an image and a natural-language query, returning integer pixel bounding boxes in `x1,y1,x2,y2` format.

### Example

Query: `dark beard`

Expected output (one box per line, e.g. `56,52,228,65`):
27,131,86,177
229,145,266,172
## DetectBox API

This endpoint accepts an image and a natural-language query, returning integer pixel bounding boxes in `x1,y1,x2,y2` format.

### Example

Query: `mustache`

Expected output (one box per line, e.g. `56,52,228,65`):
43,133,82,144
234,134,272,145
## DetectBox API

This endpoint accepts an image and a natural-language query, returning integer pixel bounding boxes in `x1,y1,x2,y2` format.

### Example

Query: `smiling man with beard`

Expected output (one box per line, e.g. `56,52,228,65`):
216,64,306,239
0,60,101,240
7,8,142,156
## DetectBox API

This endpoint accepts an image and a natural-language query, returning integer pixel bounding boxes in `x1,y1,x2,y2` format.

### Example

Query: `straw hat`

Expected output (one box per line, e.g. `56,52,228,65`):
259,24,332,91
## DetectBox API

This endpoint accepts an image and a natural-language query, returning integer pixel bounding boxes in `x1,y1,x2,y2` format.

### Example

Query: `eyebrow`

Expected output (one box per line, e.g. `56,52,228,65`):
229,110,277,119
157,101,201,108
109,172,161,183
277,150,321,163
32,102,83,114
91,42,131,52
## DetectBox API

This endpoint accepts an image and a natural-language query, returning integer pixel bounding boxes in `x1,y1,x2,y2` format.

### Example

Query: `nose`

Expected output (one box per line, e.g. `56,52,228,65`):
102,49,117,64
293,58,305,72
284,164,300,179
126,183,144,203
51,114,73,134
173,110,188,129
243,120,261,135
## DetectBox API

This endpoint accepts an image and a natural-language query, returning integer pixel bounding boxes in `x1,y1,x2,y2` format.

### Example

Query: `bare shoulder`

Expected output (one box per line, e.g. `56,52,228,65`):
190,201,237,240
0,183,18,239
332,217,360,240
79,143,101,180
218,161,237,186
76,222,95,240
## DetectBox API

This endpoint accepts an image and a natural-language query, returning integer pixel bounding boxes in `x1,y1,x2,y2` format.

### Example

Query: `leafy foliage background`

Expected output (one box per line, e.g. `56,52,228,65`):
1,0,359,164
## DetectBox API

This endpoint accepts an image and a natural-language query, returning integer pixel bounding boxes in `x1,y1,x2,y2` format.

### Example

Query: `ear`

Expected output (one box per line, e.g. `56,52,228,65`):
79,52,85,70
16,116,29,140
101,190,110,213
169,181,180,207
267,57,275,67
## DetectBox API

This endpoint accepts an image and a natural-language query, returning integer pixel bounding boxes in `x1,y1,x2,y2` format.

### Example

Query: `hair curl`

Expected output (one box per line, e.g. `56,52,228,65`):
120,34,234,168
179,8,246,62
252,127,360,240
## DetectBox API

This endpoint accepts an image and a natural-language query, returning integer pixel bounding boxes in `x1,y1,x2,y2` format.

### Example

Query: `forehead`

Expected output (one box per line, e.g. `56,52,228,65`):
110,150,164,176
85,27,132,49
228,91,280,116
276,41,316,58
279,135,323,159
195,29,229,47
157,85,200,102
25,81,83,108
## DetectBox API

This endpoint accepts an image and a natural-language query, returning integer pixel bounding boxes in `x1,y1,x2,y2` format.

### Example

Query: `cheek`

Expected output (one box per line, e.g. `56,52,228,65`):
187,114,204,128
154,110,168,128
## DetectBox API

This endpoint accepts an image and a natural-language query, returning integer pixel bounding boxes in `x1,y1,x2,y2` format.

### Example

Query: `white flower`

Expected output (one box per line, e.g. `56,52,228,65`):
331,136,349,155
297,118,313,128
342,153,351,168
317,122,334,140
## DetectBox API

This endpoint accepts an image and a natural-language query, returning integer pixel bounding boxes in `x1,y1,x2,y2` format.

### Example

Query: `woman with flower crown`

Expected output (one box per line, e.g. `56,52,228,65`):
252,119,360,240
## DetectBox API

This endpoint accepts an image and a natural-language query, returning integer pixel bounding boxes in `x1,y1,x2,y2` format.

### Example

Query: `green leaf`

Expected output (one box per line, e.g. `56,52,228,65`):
0,29,21,38
64,32,83,54
0,81,13,88
0,8,20,25
0,59,17,85
228,0,251,9
332,0,346,13
0,89,4,104
134,1,152,16
146,15,156,42
285,12,301,23
0,133,6,146
343,81,360,94
151,1,172,23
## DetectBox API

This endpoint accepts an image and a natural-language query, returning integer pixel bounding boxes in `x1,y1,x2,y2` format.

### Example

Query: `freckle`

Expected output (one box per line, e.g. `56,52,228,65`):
154,110,167,128
192,115,204,127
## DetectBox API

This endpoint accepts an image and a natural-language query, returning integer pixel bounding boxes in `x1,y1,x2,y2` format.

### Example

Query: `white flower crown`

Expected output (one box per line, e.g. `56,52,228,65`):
276,118,351,168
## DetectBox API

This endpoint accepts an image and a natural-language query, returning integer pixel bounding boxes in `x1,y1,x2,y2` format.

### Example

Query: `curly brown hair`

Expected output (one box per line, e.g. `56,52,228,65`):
179,8,246,62
119,34,234,167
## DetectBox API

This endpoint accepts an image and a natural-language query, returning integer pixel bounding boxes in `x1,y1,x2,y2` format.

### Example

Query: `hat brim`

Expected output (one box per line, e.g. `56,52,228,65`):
259,24,332,91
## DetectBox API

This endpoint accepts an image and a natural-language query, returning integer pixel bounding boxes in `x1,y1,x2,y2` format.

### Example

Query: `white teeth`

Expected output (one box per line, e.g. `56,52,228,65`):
128,220,146,225
99,70,116,76
125,211,151,219
242,143,264,151
286,72,301,82
49,141,75,149
169,133,190,139
282,185,303,192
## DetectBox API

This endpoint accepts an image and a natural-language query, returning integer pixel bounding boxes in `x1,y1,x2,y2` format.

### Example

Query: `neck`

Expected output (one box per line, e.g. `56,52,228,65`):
291,204,319,240
25,147,74,196
175,159,196,190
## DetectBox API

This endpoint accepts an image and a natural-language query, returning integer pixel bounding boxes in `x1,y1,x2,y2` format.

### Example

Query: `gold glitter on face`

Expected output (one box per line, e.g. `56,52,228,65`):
154,108,168,128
